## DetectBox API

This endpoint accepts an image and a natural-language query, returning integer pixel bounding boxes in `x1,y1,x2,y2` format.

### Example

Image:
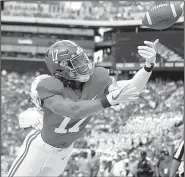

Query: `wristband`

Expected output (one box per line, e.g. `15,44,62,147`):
100,97,112,108
144,63,154,72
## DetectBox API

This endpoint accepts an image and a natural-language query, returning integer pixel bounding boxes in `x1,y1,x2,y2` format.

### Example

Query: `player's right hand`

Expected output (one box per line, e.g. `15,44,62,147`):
106,84,139,105
138,39,158,67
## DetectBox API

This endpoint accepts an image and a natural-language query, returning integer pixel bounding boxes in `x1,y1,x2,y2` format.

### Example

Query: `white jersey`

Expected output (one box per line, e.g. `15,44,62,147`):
18,107,43,130
18,74,50,130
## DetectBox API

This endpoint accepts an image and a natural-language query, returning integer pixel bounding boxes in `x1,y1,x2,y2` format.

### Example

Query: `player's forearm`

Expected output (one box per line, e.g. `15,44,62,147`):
169,160,181,177
72,99,105,119
52,98,109,120
130,67,152,91
117,67,152,92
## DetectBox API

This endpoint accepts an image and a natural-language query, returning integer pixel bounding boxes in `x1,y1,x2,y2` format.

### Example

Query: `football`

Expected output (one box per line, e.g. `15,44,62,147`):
142,3,183,30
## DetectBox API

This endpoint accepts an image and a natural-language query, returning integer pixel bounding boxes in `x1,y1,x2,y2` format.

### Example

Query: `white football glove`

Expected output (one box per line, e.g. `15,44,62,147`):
108,76,122,92
106,84,140,105
138,39,159,67
32,118,43,131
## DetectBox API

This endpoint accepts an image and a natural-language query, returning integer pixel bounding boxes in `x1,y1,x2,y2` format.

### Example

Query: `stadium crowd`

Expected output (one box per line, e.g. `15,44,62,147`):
1,69,183,177
2,1,183,21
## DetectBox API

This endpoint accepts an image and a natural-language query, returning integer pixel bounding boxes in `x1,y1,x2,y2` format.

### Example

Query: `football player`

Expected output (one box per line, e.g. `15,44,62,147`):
8,39,158,177
18,74,50,136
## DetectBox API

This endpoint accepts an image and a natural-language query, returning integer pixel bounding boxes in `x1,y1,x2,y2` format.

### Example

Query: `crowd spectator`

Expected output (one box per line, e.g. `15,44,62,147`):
157,150,172,177
111,154,128,176
89,150,100,177
137,151,153,177
129,155,138,177
78,152,91,177
156,150,167,177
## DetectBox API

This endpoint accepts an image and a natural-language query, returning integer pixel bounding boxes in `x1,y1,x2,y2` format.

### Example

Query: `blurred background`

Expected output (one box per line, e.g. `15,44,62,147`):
1,1,184,177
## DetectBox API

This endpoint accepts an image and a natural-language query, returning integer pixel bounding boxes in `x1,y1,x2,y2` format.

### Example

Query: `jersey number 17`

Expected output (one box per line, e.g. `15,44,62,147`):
54,116,87,133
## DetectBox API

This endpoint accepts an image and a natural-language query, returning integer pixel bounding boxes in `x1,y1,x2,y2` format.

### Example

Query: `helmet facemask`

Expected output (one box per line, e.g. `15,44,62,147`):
68,50,93,82
56,50,93,82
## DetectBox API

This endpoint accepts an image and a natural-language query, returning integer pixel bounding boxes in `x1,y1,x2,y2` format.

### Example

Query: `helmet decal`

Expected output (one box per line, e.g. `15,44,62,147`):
51,49,59,62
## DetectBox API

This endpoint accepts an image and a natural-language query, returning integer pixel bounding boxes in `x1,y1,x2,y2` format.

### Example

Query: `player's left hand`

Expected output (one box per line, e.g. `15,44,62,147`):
138,39,159,67
106,83,140,106
32,119,43,130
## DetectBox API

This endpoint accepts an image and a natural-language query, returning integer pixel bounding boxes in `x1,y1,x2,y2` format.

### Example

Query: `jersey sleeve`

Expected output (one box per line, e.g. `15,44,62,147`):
36,77,64,101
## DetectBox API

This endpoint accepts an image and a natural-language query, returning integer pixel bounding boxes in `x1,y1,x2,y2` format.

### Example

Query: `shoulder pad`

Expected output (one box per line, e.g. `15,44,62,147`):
37,77,64,100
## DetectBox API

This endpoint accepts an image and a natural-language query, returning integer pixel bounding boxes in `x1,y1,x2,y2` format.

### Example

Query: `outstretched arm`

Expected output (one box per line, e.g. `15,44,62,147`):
44,95,104,119
43,84,139,120
114,39,159,92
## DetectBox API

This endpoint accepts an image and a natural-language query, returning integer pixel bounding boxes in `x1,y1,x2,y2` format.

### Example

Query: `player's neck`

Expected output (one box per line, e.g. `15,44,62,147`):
74,81,83,90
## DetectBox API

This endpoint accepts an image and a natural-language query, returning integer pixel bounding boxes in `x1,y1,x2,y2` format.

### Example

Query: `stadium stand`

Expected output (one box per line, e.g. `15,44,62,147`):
157,43,183,62
2,1,183,21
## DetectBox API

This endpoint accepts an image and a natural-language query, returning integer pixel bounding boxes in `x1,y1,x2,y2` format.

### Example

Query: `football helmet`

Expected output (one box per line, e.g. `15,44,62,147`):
30,74,50,112
45,40,93,82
